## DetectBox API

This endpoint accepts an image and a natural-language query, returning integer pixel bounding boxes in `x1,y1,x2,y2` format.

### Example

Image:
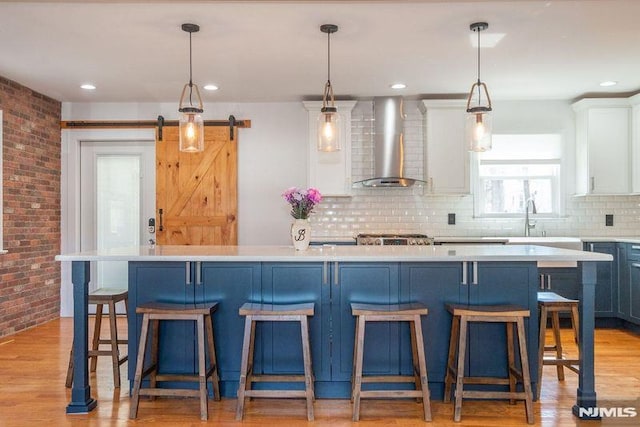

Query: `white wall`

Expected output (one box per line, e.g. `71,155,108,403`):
62,101,308,245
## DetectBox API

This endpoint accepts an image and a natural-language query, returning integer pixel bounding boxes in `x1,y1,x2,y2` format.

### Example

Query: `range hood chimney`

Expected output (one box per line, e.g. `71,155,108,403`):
355,97,422,187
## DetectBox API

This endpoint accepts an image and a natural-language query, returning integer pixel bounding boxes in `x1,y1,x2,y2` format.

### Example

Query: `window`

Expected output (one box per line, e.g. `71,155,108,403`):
474,134,562,217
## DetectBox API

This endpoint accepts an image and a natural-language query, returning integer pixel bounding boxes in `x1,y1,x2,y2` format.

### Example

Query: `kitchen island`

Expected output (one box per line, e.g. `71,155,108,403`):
56,244,611,419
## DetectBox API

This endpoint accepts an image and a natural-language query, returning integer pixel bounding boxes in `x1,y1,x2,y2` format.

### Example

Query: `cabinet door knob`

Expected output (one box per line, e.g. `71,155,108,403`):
185,261,192,285
461,261,468,285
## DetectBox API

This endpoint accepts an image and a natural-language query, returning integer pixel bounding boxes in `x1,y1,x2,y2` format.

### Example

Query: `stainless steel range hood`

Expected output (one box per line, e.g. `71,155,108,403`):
354,97,423,187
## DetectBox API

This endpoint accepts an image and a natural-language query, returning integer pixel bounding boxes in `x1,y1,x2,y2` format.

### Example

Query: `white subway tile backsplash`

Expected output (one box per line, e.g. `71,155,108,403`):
309,100,640,239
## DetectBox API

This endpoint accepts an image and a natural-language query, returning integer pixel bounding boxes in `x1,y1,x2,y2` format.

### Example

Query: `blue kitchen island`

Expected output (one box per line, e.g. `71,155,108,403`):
56,244,611,419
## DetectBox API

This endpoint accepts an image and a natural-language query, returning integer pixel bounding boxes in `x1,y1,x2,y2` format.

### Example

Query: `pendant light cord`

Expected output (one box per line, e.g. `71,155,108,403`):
476,27,482,104
189,30,194,107
327,30,332,86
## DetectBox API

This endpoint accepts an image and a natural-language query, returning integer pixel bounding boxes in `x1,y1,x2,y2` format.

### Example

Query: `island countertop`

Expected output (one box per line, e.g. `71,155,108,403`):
55,244,612,263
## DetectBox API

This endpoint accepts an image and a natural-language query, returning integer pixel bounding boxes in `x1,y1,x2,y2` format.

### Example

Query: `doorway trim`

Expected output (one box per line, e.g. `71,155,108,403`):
60,128,154,316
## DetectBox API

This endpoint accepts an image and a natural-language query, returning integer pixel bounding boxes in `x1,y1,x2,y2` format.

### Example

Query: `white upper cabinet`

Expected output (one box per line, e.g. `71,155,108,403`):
573,98,631,195
420,99,470,194
303,101,357,197
630,94,640,192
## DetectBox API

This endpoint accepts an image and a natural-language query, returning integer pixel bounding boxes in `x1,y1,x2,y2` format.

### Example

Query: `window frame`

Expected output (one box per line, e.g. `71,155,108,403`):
472,134,563,219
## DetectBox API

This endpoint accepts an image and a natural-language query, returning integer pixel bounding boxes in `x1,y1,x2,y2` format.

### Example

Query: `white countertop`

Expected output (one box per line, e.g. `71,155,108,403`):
56,244,612,263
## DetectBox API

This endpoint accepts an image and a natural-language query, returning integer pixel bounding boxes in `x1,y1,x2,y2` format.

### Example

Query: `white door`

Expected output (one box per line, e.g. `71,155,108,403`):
80,141,155,294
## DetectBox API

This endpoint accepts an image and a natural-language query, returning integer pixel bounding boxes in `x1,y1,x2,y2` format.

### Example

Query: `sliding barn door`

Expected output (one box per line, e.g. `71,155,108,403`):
156,126,237,245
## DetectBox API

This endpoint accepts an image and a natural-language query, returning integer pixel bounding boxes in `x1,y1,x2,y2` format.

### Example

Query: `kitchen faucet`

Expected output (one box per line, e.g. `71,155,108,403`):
524,197,536,237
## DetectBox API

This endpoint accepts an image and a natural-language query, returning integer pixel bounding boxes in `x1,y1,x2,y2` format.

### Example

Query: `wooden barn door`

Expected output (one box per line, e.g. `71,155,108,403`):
156,126,237,245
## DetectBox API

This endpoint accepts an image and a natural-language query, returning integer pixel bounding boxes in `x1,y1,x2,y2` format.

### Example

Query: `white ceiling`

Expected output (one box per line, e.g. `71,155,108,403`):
0,0,638,103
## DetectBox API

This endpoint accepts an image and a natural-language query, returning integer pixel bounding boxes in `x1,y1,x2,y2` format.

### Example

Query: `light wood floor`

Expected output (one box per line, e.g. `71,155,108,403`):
0,318,639,426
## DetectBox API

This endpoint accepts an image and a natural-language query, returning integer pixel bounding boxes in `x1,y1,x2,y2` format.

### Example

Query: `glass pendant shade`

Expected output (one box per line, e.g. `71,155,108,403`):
318,107,341,151
466,22,493,152
178,23,205,153
318,24,341,152
179,109,204,153
466,110,492,152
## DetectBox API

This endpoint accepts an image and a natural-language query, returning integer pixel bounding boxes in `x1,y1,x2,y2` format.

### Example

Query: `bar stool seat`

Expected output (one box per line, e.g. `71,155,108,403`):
444,304,534,424
65,288,128,388
129,302,220,421
350,303,432,422
236,302,315,421
537,292,580,399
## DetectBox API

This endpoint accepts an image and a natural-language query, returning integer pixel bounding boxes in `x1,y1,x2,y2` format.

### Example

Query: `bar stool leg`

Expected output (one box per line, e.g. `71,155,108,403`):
236,315,253,421
205,314,221,401
108,299,121,388
453,316,468,423
506,321,517,405
516,317,534,424
130,313,150,419
444,314,460,403
65,348,74,388
90,303,104,373
551,311,564,380
571,305,580,345
352,314,366,422
412,314,432,422
409,319,422,403
351,314,360,402
149,319,159,398
196,315,208,421
300,315,315,421
537,305,548,399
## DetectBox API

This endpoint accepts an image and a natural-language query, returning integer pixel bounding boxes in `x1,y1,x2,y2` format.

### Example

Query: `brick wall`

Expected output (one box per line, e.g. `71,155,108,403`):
0,76,61,338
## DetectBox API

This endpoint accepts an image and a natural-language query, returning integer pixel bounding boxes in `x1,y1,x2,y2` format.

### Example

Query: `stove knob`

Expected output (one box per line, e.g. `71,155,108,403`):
408,239,416,245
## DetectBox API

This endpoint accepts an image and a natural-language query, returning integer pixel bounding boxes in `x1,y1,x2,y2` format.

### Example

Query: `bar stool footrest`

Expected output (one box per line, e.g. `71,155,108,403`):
360,390,426,399
361,375,420,384
462,390,530,400
138,388,201,398
249,374,307,383
244,390,308,398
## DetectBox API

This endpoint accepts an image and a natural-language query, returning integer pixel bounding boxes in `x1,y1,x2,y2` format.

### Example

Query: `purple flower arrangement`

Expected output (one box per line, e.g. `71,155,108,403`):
282,187,323,219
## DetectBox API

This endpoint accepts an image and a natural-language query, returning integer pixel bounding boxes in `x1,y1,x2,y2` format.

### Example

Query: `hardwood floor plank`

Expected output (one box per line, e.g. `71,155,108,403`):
0,318,638,426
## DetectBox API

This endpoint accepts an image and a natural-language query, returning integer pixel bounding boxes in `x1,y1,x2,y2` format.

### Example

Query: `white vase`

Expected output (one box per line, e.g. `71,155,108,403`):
291,219,311,251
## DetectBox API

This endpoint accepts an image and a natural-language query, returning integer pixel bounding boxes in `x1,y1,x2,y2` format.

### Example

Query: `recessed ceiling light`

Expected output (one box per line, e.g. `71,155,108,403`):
599,81,618,87
204,84,219,91
80,83,96,90
390,83,407,89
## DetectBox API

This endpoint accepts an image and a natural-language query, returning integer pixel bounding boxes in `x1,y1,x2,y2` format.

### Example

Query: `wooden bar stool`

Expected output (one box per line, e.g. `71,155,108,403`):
65,288,128,388
444,304,534,424
537,291,580,398
350,303,432,422
129,302,220,421
236,302,315,421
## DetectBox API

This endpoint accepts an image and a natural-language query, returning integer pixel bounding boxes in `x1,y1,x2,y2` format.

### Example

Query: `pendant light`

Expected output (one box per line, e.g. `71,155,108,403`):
465,22,493,152
318,24,341,152
178,23,204,153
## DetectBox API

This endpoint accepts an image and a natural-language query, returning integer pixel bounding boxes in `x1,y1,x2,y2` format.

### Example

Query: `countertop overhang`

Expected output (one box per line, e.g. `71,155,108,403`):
56,244,612,263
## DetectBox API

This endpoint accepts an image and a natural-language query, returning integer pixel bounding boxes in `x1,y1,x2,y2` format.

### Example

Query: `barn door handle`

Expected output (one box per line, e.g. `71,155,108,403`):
158,208,164,231
229,115,236,140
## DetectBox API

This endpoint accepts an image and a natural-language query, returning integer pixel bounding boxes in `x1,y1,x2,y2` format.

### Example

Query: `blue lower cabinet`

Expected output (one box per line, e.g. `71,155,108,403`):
399,263,464,398
199,262,262,396
469,262,538,382
129,260,541,399
629,260,640,324
584,242,617,317
128,262,195,382
538,267,579,300
332,263,400,384
400,262,538,398
259,263,330,382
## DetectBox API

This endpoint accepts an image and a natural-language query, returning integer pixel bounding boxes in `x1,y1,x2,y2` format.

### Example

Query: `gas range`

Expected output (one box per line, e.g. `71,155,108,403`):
356,233,434,246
